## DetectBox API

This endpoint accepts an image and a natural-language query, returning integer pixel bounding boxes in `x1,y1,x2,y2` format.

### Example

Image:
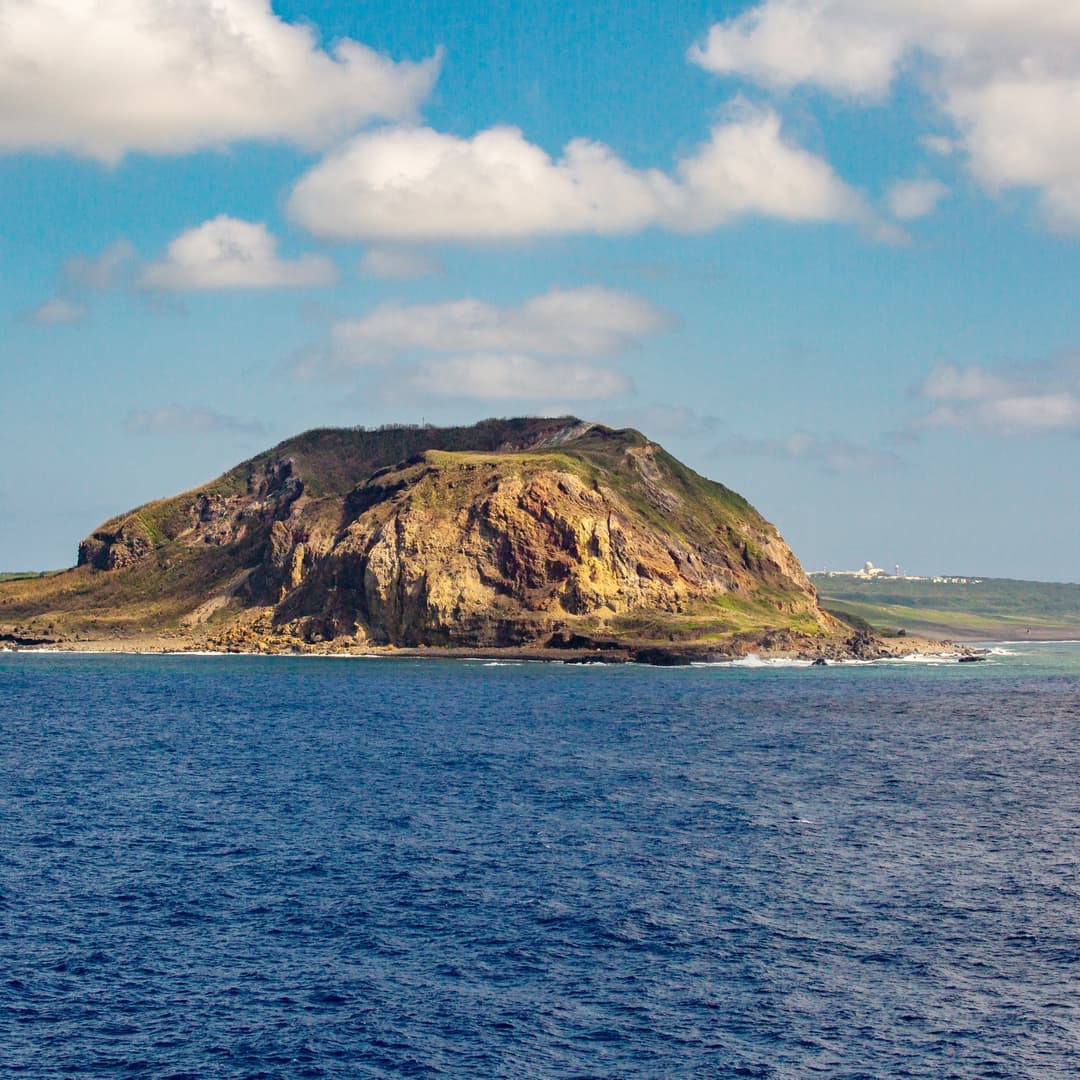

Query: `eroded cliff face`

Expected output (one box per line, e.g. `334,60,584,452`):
77,457,305,570
30,419,837,650
77,517,154,571
267,445,830,647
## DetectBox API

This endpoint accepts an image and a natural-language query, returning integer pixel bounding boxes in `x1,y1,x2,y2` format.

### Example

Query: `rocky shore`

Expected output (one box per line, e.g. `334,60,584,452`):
1,626,974,664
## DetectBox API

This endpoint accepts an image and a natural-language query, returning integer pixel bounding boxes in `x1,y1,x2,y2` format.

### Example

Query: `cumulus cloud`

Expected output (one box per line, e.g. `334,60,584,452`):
26,297,87,325
125,406,266,436
359,248,442,280
720,430,902,473
288,105,873,242
64,240,137,289
409,354,630,401
917,359,1080,434
329,287,669,366
141,217,336,291
0,0,440,162
689,3,903,98
885,178,948,220
689,2,1080,229
296,286,661,403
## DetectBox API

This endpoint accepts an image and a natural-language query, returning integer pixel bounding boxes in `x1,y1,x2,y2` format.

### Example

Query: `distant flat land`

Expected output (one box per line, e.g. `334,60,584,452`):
0,571,62,583
812,575,1080,640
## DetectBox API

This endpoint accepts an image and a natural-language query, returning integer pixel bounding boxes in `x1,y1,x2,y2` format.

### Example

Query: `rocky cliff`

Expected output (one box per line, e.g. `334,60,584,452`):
1,418,871,658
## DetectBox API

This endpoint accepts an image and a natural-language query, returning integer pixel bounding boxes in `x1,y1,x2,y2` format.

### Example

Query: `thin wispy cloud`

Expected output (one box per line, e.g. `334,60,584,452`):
125,406,267,437
719,432,903,473
916,357,1080,434
359,248,442,281
885,179,949,221
25,297,87,326
64,240,137,290
611,405,724,439
409,354,630,401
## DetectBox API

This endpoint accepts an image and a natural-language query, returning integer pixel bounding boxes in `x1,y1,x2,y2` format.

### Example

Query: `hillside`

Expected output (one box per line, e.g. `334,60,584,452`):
0,418,949,660
813,574,1080,640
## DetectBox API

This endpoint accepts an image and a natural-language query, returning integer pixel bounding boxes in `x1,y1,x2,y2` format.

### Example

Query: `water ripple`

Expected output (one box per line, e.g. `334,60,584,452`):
0,650,1077,1077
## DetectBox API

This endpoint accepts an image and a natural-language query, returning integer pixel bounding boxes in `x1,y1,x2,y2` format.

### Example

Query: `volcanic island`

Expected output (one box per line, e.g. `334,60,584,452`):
0,418,963,663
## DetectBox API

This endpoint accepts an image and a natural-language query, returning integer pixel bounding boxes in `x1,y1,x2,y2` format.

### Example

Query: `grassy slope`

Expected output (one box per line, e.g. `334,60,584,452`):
0,546,246,636
814,575,1080,639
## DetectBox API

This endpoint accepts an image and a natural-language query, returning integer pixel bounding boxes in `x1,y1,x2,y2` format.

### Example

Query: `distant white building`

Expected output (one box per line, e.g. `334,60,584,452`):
815,564,982,584
818,560,889,580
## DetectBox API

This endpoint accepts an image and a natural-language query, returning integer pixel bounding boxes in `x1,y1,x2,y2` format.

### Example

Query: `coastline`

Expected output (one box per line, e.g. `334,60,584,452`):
0,631,975,665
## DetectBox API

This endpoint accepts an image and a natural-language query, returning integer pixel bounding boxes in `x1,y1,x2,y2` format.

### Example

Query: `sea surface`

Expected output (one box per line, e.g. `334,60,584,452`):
1,645,1077,1078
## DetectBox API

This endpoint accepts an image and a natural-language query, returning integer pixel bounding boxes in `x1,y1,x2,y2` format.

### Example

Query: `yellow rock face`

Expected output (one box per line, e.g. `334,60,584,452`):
273,447,830,647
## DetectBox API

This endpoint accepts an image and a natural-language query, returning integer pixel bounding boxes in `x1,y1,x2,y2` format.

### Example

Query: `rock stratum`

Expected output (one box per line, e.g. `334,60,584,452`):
0,418,956,661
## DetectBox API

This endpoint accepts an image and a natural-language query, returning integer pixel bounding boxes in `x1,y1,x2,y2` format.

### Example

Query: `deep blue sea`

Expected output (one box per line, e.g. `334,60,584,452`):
1,645,1077,1078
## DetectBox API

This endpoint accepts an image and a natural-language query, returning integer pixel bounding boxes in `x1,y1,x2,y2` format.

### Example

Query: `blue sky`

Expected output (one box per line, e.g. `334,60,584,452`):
3,0,1079,580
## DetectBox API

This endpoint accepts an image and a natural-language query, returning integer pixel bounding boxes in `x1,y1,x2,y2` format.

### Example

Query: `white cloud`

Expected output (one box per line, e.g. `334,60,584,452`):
920,134,956,157
689,4,902,98
721,431,901,472
917,358,1080,434
141,216,336,291
919,395,1080,435
672,105,865,228
359,248,442,280
920,362,1011,401
689,2,1080,229
288,105,872,242
330,287,669,366
26,297,87,325
885,178,948,220
409,354,630,401
0,0,440,162
296,286,662,403
949,73,1080,231
125,406,266,436
64,240,136,289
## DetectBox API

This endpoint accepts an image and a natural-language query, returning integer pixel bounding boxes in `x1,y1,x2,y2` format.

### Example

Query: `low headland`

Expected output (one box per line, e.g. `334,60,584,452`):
813,573,1080,642
0,419,968,664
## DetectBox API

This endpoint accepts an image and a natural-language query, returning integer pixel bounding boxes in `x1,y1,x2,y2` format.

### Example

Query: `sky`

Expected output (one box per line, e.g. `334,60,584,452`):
2,0,1079,581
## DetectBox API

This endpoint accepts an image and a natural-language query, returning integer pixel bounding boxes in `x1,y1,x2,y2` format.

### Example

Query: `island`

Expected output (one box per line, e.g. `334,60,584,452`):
0,418,963,663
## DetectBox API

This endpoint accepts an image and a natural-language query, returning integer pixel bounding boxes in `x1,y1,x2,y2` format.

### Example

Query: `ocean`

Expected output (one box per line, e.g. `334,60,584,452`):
1,646,1077,1077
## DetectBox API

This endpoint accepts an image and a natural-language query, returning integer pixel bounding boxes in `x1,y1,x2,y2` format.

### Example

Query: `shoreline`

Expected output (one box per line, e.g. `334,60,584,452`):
1,634,977,665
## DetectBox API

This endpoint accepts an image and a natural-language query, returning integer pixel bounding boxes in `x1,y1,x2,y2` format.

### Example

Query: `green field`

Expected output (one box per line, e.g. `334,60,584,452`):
813,574,1080,640
0,571,63,583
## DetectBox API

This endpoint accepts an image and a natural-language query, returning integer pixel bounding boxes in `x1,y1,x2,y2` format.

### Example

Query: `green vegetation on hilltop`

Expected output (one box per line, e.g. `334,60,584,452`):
272,417,586,499
813,574,1080,640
